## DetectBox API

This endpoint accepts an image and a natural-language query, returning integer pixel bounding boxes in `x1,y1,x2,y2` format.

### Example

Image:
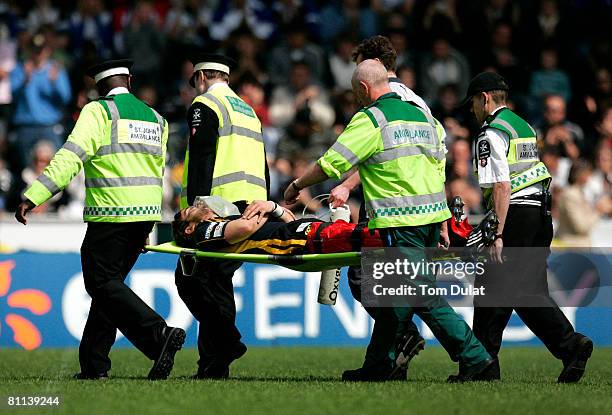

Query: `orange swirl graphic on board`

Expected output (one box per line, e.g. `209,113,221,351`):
0,260,52,350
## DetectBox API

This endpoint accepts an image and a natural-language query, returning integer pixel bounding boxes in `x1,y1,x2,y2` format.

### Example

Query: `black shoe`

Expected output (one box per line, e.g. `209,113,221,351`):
194,342,247,379
389,333,425,379
447,358,499,383
148,326,186,380
388,366,407,381
558,336,593,383
73,371,109,380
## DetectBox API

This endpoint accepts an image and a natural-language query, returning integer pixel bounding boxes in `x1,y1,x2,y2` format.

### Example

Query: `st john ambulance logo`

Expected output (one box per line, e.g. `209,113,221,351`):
478,140,491,167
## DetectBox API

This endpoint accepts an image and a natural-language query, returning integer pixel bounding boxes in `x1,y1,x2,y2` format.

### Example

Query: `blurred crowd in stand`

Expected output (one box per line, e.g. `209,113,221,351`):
0,0,610,244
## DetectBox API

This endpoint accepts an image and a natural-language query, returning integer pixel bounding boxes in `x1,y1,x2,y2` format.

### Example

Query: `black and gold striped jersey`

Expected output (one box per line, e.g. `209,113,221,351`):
193,217,321,255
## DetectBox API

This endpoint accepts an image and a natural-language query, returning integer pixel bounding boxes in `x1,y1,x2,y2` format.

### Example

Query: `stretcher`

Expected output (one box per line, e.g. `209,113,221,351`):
145,242,362,273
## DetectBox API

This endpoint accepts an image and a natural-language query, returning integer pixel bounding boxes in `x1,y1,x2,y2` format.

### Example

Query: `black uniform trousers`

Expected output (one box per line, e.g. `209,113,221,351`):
347,199,421,368
473,205,581,363
79,221,166,374
175,259,243,369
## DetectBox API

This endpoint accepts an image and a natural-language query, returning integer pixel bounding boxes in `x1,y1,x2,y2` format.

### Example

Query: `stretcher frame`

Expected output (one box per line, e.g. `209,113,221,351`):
145,242,362,274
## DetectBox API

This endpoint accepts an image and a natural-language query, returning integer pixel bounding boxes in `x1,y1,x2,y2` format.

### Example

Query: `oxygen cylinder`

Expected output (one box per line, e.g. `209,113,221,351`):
317,204,351,305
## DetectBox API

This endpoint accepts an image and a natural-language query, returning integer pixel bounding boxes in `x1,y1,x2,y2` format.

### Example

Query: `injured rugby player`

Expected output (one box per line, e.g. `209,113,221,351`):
171,200,384,255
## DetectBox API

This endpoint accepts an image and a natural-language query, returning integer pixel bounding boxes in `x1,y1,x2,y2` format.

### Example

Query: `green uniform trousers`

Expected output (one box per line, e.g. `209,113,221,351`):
364,222,490,369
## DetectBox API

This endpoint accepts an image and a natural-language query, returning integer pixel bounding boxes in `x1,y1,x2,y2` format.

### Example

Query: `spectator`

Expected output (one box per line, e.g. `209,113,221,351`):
445,138,482,212
422,0,463,41
332,89,359,129
9,33,71,172
269,60,335,130
161,59,195,165
328,35,356,91
26,0,60,34
0,158,12,211
276,107,336,169
529,47,571,104
430,84,471,142
209,0,276,42
396,64,417,91
67,0,113,59
0,0,608,232
542,145,571,211
584,68,612,120
431,83,463,121
237,76,281,164
462,0,521,52
227,29,267,86
137,84,158,107
584,141,612,208
164,0,209,49
419,37,470,103
536,95,582,160
267,21,326,86
442,116,470,144
0,20,16,149
272,0,320,35
375,0,418,41
386,26,415,70
556,160,611,246
486,21,527,93
318,0,378,43
447,178,482,215
122,0,165,89
534,0,567,47
238,76,270,127
482,0,521,32
39,25,73,71
594,105,612,149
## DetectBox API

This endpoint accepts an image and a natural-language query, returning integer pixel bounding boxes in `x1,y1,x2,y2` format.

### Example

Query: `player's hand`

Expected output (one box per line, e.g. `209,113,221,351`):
283,181,301,205
489,237,504,264
15,200,36,225
329,184,350,208
243,200,274,223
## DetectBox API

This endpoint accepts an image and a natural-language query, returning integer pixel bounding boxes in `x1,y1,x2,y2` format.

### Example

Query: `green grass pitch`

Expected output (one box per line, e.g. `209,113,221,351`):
1,347,611,415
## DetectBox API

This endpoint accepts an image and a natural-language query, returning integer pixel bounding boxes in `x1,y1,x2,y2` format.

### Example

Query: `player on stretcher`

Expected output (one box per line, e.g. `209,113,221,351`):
171,196,499,255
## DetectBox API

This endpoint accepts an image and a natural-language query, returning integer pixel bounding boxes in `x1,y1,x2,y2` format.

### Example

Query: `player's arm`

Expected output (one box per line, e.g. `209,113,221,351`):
191,215,268,249
242,200,296,224
223,215,269,244
16,102,105,224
